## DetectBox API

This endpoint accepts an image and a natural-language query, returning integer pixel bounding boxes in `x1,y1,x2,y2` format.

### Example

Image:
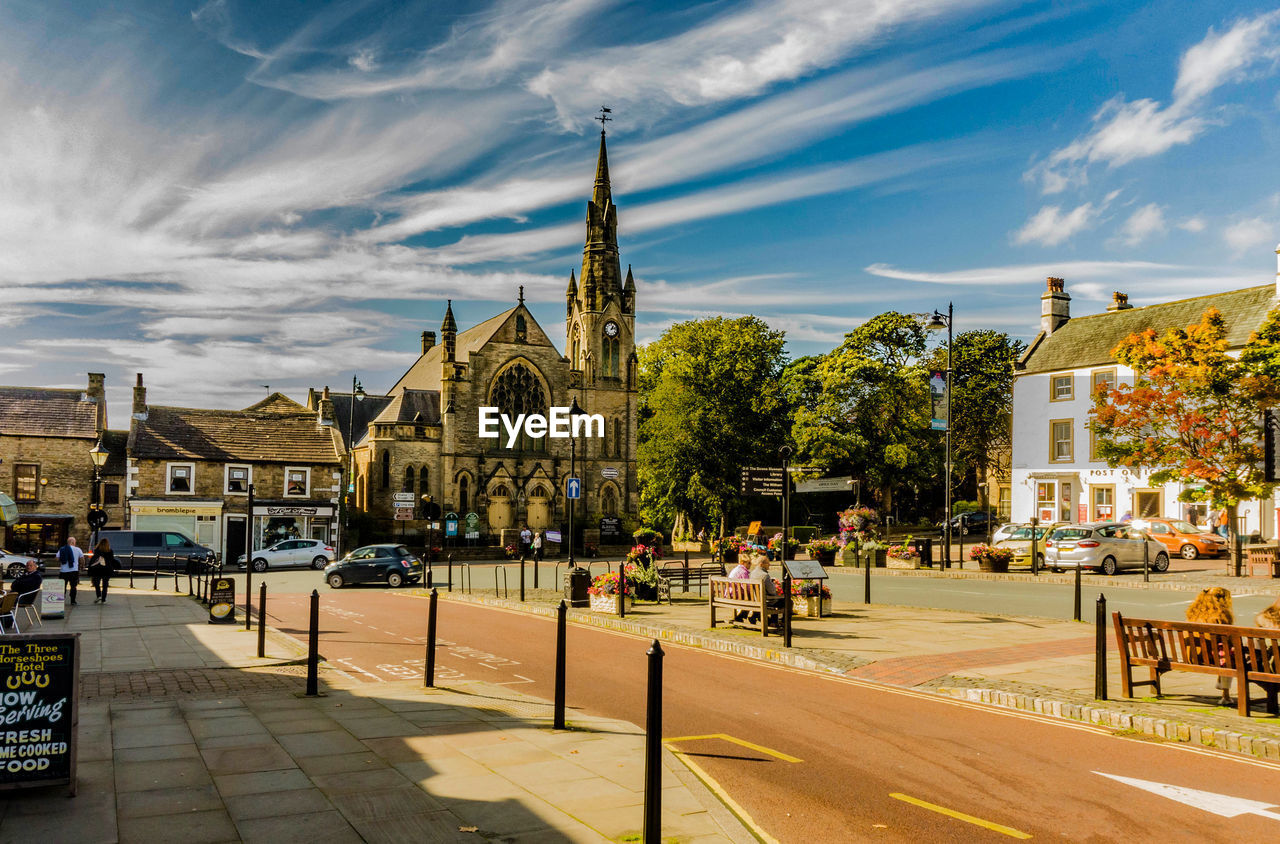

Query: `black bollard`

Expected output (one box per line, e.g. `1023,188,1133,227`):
520,554,526,602
1073,563,1082,622
534,553,540,589
245,558,253,631
152,558,159,590
257,582,267,658
554,599,567,730
864,548,871,605
129,552,135,589
187,564,193,596
783,571,792,648
1095,593,1108,700
447,553,454,592
173,555,181,592
618,563,627,618
425,588,438,688
643,640,664,843
305,590,320,697
427,558,433,589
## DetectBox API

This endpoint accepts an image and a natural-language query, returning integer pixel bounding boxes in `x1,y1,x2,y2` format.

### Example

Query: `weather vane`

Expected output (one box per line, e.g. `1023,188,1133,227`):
595,105,612,131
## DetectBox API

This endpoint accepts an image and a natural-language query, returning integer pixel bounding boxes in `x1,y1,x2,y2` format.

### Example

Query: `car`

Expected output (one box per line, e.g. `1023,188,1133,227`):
238,538,335,572
1129,518,1226,560
945,511,995,536
1044,522,1170,575
94,529,218,570
0,548,41,579
993,525,1053,569
324,544,423,589
991,523,1020,544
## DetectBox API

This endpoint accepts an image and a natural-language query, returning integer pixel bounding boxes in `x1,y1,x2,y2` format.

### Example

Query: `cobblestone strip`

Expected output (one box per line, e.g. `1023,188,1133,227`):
933,685,1280,763
824,566,1278,594
82,667,301,701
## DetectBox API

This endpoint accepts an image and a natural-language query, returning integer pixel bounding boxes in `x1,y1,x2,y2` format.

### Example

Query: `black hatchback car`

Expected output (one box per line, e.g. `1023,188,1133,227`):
324,544,423,589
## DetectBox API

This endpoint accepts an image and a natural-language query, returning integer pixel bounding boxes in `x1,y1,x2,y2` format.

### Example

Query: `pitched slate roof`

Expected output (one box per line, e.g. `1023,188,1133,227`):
102,429,129,476
0,386,100,438
388,307,523,395
371,390,442,426
243,393,311,413
131,406,342,464
328,392,394,451
1019,284,1279,374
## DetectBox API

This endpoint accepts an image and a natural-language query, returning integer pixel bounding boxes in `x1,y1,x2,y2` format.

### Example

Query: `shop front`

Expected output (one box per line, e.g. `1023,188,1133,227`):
4,514,72,555
130,500,224,551
251,501,336,551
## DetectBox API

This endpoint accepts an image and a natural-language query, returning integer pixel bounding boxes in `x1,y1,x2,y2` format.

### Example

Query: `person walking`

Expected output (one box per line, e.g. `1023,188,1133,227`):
532,530,544,562
57,536,83,606
87,538,118,604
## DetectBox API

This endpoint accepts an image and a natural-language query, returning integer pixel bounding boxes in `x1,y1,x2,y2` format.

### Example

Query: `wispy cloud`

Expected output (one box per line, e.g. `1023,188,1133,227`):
1116,203,1167,246
1223,216,1275,252
1014,191,1119,246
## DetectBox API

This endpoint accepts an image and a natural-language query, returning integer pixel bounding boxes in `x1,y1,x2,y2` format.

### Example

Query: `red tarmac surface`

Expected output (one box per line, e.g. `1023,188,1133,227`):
268,588,1280,842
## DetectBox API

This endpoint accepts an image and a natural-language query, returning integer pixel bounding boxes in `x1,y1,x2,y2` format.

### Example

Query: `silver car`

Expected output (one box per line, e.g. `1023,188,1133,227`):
1045,522,1169,575
238,538,335,572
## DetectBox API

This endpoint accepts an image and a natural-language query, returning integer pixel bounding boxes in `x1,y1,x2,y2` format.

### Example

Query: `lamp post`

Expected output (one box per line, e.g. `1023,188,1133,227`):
88,439,109,548
563,398,590,607
342,376,365,556
926,303,953,569
568,397,583,568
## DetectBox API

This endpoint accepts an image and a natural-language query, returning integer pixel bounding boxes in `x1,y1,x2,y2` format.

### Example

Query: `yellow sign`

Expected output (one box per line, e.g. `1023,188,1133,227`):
747,521,762,536
131,502,222,516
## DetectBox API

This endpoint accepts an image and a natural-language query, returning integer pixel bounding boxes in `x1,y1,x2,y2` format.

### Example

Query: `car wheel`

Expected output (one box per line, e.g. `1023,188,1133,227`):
386,571,404,588
1153,552,1170,573
311,556,328,570
1101,556,1118,576
1180,544,1199,560
1036,553,1045,568
327,573,344,589
252,558,268,573
6,563,23,578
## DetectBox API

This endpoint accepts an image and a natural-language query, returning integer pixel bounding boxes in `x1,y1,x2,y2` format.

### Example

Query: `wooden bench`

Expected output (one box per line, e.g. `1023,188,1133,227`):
1243,544,1280,578
658,561,725,596
708,577,785,636
1112,612,1280,717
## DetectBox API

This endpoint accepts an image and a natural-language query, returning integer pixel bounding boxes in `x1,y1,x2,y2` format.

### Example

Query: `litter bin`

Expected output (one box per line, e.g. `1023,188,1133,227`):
563,567,590,608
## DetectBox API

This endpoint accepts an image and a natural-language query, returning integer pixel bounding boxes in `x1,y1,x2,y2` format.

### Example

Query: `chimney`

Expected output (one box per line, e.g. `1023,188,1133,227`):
1106,291,1133,311
86,372,107,433
421,331,436,353
318,385,335,427
1041,277,1071,336
131,373,148,421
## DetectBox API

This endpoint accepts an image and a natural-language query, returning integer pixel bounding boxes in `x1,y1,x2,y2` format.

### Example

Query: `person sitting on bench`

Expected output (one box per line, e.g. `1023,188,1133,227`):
747,556,784,625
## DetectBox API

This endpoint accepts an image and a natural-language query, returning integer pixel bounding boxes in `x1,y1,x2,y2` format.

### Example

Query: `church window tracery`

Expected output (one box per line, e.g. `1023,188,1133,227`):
488,362,548,452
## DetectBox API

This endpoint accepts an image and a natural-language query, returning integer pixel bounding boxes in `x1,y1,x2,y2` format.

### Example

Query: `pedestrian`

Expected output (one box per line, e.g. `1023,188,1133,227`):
1186,587,1234,705
532,530,544,562
1214,508,1230,538
519,524,532,556
57,536,83,606
87,538,118,604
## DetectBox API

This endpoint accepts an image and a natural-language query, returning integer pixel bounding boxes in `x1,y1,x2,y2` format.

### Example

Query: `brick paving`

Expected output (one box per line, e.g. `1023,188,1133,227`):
81,666,301,701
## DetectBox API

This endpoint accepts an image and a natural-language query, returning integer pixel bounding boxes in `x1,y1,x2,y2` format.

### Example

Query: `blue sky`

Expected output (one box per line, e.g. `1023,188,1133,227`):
4,1,1280,423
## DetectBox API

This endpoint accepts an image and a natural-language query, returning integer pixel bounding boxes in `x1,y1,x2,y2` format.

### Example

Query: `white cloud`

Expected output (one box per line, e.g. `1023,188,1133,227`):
1179,215,1207,232
1029,11,1280,192
1223,216,1274,252
1117,203,1167,246
1014,201,1104,246
347,49,377,72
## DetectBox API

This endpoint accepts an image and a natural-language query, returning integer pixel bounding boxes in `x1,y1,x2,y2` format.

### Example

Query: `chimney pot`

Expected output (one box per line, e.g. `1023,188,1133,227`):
1041,277,1071,336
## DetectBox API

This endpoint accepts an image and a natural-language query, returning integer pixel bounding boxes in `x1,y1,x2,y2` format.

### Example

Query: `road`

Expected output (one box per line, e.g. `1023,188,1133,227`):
263,586,1280,842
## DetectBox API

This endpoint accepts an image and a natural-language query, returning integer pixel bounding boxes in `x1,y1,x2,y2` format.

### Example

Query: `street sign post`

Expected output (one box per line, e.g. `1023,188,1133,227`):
739,467,784,496
566,477,581,499
601,467,619,479
392,492,415,504
394,507,414,521
793,477,854,494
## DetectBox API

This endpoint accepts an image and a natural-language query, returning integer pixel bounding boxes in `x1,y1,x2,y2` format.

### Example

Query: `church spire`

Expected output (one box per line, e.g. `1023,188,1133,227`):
592,130,611,209
442,299,457,362
578,116,621,312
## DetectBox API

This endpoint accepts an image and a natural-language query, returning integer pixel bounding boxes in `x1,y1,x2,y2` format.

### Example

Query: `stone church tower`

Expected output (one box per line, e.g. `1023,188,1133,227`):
326,129,639,547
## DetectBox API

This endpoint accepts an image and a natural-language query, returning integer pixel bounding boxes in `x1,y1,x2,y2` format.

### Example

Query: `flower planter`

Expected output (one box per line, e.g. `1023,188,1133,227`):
810,550,837,566
672,540,707,553
632,582,658,602
977,555,1010,573
791,596,832,617
887,555,920,569
859,549,887,568
589,594,632,614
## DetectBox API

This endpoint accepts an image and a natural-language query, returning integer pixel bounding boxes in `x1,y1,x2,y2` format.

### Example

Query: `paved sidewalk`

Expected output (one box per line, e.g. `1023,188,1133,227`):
0,585,757,844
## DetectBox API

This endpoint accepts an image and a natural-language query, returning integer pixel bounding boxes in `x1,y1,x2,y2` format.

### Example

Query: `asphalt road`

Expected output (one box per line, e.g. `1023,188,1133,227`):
263,588,1280,842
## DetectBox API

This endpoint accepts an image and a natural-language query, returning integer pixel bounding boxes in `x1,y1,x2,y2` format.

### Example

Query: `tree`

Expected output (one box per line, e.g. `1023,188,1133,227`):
789,312,937,512
637,316,790,537
1092,306,1280,572
927,330,1024,512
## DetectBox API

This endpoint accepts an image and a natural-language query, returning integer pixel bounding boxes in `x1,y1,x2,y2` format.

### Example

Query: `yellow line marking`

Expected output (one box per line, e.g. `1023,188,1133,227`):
664,733,802,763
667,746,780,844
890,793,1032,839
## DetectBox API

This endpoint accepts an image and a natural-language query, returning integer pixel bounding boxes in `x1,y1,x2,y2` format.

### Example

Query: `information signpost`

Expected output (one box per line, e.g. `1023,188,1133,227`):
739,467,784,496
0,633,80,796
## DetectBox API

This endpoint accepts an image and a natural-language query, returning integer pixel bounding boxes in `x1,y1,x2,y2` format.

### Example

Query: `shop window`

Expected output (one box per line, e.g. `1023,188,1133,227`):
1051,375,1073,401
226,464,251,494
167,463,195,494
285,467,310,497
103,483,120,505
1134,490,1161,518
1091,486,1115,521
1036,482,1056,523
1050,420,1073,462
14,464,38,502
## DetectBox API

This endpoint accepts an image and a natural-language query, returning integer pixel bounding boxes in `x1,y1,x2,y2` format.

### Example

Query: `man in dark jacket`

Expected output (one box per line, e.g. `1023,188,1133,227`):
10,560,42,597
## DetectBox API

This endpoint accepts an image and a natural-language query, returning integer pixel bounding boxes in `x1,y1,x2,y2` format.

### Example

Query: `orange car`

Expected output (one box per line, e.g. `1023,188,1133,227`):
1130,518,1227,560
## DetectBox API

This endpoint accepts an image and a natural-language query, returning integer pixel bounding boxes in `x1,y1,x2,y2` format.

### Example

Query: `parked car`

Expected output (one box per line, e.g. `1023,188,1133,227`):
991,523,1020,544
237,538,335,572
993,524,1056,568
1044,522,1169,575
96,529,218,570
324,544,423,589
945,511,995,536
0,548,41,579
1129,518,1226,560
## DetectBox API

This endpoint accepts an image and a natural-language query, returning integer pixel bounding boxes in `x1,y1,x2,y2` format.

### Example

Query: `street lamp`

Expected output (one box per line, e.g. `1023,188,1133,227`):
563,397,590,607
567,397,583,568
88,438,109,548
342,376,365,556
925,303,953,569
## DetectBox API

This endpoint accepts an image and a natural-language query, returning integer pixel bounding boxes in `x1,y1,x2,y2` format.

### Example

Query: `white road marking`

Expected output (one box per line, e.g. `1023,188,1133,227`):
493,674,535,686
334,657,384,683
1096,772,1280,822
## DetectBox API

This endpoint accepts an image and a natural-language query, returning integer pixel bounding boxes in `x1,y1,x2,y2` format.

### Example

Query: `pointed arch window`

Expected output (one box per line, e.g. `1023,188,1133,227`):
403,466,415,493
420,466,429,498
458,475,470,512
602,336,619,378
381,452,390,489
488,362,548,452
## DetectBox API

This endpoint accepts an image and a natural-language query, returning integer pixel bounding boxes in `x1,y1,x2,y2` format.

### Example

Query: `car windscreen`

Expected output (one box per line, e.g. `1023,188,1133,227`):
395,546,413,556
1050,528,1091,541
1170,520,1206,534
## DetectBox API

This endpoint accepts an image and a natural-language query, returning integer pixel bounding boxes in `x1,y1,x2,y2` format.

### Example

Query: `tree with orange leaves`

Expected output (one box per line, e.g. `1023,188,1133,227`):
1091,306,1280,574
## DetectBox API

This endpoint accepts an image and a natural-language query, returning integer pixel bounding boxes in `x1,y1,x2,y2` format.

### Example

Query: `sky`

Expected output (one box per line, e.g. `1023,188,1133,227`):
4,1,1280,425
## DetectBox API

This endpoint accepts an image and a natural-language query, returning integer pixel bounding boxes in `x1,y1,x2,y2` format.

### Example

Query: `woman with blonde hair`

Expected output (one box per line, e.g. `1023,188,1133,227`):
1186,587,1234,704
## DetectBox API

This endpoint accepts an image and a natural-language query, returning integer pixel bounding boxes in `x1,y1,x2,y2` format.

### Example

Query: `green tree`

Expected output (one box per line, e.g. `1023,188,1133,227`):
637,316,790,537
927,330,1024,511
789,312,937,511
1092,306,1280,572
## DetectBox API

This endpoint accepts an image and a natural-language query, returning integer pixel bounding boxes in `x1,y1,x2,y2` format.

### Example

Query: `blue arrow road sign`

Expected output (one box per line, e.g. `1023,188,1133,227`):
566,477,581,499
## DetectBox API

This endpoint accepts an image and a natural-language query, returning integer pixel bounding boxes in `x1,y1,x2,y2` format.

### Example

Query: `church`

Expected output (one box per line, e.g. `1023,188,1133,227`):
322,130,638,547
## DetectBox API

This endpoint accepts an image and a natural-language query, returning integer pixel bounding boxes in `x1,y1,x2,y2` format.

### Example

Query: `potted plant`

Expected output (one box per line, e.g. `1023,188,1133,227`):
716,536,743,564
623,562,662,602
633,528,664,554
790,580,832,617
886,540,921,569
767,533,799,561
969,543,1014,573
504,544,519,560
588,570,634,613
806,537,841,565
626,541,663,571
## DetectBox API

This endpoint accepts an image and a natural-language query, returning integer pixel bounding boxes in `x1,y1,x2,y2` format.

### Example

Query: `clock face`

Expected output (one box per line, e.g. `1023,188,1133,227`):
604,321,619,337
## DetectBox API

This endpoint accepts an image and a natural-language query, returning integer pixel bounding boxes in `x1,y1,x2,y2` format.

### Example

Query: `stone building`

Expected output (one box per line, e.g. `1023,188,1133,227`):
1011,259,1280,538
334,131,639,546
0,373,126,553
126,375,344,561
